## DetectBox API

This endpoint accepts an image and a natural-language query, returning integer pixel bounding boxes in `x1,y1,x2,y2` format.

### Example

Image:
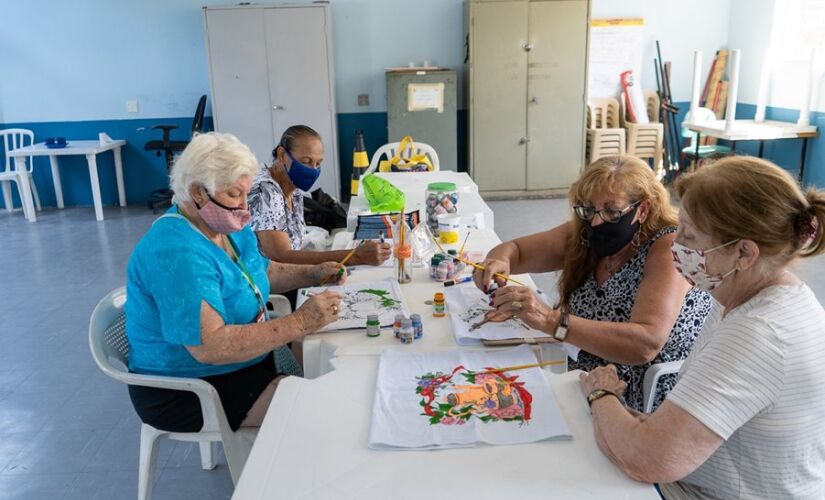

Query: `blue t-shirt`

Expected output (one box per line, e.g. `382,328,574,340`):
125,206,271,378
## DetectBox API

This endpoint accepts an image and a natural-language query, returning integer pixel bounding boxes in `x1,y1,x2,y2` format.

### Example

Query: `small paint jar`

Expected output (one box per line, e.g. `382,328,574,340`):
436,261,449,281
366,314,381,337
399,318,414,344
433,292,446,317
410,313,423,339
393,314,405,338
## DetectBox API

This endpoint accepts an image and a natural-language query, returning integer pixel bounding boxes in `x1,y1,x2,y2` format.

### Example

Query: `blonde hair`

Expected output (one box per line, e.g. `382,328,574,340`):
170,132,260,205
559,156,678,305
675,156,825,265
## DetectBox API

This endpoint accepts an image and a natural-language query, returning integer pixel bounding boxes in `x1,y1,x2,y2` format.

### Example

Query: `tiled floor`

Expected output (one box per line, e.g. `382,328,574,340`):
1,199,823,499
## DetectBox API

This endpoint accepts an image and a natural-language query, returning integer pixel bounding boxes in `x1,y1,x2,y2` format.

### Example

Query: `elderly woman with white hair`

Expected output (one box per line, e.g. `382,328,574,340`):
125,132,344,432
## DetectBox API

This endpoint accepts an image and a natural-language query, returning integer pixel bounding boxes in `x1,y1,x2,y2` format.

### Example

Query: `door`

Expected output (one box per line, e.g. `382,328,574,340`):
470,1,529,191
204,8,274,167
526,0,588,190
265,6,340,197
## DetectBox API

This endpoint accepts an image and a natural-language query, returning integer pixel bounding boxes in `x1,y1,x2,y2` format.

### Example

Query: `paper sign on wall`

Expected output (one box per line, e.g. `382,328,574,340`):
408,83,444,112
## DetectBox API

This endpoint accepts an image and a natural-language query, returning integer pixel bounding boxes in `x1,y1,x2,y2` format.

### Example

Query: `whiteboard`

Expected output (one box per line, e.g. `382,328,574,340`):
588,18,645,99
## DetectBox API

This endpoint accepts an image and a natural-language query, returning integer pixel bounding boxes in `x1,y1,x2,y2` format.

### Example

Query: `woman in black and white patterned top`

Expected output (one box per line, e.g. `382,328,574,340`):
248,125,391,266
473,156,711,411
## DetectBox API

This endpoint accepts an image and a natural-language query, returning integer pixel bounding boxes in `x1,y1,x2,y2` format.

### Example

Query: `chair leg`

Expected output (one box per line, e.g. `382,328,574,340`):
199,441,217,470
29,174,42,211
1,180,12,212
138,424,164,500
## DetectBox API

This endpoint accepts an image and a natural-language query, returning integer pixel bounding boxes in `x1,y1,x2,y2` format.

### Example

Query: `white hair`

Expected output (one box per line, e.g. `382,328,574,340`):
170,132,260,205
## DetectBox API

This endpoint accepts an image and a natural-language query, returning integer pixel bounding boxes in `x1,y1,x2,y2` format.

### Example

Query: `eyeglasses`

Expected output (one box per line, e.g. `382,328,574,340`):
573,200,641,223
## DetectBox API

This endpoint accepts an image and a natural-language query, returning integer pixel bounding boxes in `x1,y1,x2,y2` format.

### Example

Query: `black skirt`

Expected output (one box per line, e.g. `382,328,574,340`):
129,354,280,432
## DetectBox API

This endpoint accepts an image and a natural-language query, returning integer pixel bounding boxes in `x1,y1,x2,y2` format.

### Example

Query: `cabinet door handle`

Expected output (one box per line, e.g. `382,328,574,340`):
530,96,538,104
272,105,284,110
519,136,531,144
522,43,533,52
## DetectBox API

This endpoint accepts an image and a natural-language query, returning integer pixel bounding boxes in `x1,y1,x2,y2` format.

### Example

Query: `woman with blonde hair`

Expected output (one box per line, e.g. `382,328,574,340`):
581,156,825,498
474,156,711,410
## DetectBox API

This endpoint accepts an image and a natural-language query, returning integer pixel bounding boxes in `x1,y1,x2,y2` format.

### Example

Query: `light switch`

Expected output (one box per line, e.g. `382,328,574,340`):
357,94,369,106
126,100,139,113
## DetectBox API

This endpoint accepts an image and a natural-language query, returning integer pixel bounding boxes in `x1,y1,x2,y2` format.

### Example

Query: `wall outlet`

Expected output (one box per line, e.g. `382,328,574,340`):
357,94,369,106
126,100,139,113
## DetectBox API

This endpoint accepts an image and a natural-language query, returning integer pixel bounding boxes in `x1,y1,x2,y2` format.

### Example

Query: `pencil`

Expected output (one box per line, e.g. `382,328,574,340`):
477,360,566,375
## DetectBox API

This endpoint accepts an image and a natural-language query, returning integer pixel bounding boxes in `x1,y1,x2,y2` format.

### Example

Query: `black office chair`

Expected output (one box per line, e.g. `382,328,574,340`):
144,94,208,212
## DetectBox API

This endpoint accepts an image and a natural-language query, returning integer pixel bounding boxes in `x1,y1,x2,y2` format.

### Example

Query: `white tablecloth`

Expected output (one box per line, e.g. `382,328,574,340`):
301,228,566,379
232,358,659,499
347,171,495,231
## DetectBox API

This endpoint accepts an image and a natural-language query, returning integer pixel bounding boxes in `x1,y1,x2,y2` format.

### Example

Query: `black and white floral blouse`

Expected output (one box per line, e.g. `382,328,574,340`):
248,166,305,250
567,226,713,411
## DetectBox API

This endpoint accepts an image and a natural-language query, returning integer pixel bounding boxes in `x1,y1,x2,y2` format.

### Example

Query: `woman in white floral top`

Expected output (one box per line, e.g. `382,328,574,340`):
248,125,391,266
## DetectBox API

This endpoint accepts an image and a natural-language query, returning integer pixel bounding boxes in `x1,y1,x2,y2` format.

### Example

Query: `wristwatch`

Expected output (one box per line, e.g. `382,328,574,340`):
553,308,570,341
587,388,619,408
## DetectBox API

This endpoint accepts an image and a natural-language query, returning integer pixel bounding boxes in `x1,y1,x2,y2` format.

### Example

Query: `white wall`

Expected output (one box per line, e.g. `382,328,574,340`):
591,0,733,101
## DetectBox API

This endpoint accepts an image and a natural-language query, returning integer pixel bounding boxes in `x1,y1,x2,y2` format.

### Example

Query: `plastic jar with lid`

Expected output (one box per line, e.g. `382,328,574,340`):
425,182,459,235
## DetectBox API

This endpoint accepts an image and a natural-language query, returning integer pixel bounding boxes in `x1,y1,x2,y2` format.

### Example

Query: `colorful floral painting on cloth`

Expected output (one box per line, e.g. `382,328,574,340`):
416,366,533,426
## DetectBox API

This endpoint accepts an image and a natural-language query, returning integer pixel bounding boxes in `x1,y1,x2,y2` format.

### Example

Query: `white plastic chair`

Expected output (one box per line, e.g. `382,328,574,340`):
641,360,683,413
90,287,287,499
0,128,43,219
365,141,440,177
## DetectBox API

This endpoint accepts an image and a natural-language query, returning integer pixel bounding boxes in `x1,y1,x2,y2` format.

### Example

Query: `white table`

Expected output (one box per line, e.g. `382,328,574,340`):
301,228,566,379
232,358,659,499
7,140,127,221
348,171,495,232
686,120,819,182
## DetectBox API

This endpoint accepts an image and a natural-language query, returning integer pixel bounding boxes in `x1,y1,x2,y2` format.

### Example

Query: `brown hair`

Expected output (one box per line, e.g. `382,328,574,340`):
558,156,679,305
675,156,825,265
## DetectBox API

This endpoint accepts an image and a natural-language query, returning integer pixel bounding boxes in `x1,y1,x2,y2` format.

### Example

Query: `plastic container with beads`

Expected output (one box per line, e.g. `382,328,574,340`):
425,182,459,235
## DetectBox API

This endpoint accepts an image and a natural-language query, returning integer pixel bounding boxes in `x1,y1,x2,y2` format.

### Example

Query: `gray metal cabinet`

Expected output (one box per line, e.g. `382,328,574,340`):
386,69,458,172
466,0,590,194
203,3,340,198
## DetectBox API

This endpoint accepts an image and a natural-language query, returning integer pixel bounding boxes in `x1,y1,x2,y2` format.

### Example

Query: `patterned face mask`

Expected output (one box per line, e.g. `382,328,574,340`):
671,239,739,291
195,191,250,234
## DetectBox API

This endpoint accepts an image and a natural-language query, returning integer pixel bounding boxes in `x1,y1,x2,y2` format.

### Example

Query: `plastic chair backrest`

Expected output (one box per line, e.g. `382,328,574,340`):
644,91,660,122
0,128,34,174
365,141,440,177
89,287,132,379
192,95,208,135
587,98,620,129
681,107,716,144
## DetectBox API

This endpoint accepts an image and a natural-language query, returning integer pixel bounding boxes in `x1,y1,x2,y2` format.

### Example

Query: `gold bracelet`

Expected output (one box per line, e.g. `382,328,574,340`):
587,388,620,408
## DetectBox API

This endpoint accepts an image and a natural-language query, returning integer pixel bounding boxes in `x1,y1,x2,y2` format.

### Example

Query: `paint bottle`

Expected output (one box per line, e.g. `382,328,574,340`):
366,314,381,337
433,292,446,317
399,318,414,344
393,314,405,338
410,313,423,339
436,261,449,281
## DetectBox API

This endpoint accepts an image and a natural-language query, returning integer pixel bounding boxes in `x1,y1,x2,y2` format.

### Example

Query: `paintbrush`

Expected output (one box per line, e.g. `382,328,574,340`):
319,240,363,285
458,232,470,257
452,257,530,288
476,360,565,374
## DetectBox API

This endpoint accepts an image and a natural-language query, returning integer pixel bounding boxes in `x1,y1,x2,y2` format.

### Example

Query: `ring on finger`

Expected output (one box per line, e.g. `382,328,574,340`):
331,305,339,314
512,300,523,311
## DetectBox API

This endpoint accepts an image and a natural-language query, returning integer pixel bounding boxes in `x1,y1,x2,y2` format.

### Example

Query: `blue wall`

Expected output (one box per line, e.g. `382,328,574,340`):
0,118,211,209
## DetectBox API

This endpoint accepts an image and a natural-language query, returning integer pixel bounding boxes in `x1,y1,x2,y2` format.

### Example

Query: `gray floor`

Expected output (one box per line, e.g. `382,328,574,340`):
1,199,823,499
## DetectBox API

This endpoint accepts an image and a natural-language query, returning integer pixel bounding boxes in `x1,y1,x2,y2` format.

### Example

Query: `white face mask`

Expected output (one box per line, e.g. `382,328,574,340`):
671,239,740,291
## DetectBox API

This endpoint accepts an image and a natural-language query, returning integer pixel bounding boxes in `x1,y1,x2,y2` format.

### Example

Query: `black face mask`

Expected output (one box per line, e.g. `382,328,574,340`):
585,206,640,257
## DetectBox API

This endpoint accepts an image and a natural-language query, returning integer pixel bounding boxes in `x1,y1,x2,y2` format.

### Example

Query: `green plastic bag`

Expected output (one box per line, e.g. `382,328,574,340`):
361,174,406,212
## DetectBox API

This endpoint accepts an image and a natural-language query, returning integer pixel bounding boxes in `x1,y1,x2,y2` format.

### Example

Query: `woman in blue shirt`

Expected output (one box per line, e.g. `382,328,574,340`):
126,132,344,432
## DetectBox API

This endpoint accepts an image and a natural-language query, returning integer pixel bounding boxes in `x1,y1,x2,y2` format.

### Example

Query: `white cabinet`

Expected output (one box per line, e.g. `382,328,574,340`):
204,3,340,198
466,0,590,194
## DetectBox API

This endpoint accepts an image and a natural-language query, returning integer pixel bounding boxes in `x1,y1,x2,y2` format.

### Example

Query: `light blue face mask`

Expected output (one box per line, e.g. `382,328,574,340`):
284,149,321,192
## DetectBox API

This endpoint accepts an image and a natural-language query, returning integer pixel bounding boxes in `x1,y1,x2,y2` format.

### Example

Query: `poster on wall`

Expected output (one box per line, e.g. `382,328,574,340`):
588,18,645,99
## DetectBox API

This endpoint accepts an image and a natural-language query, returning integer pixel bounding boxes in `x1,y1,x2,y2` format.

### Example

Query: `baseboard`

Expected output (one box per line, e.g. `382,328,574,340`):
480,189,569,201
